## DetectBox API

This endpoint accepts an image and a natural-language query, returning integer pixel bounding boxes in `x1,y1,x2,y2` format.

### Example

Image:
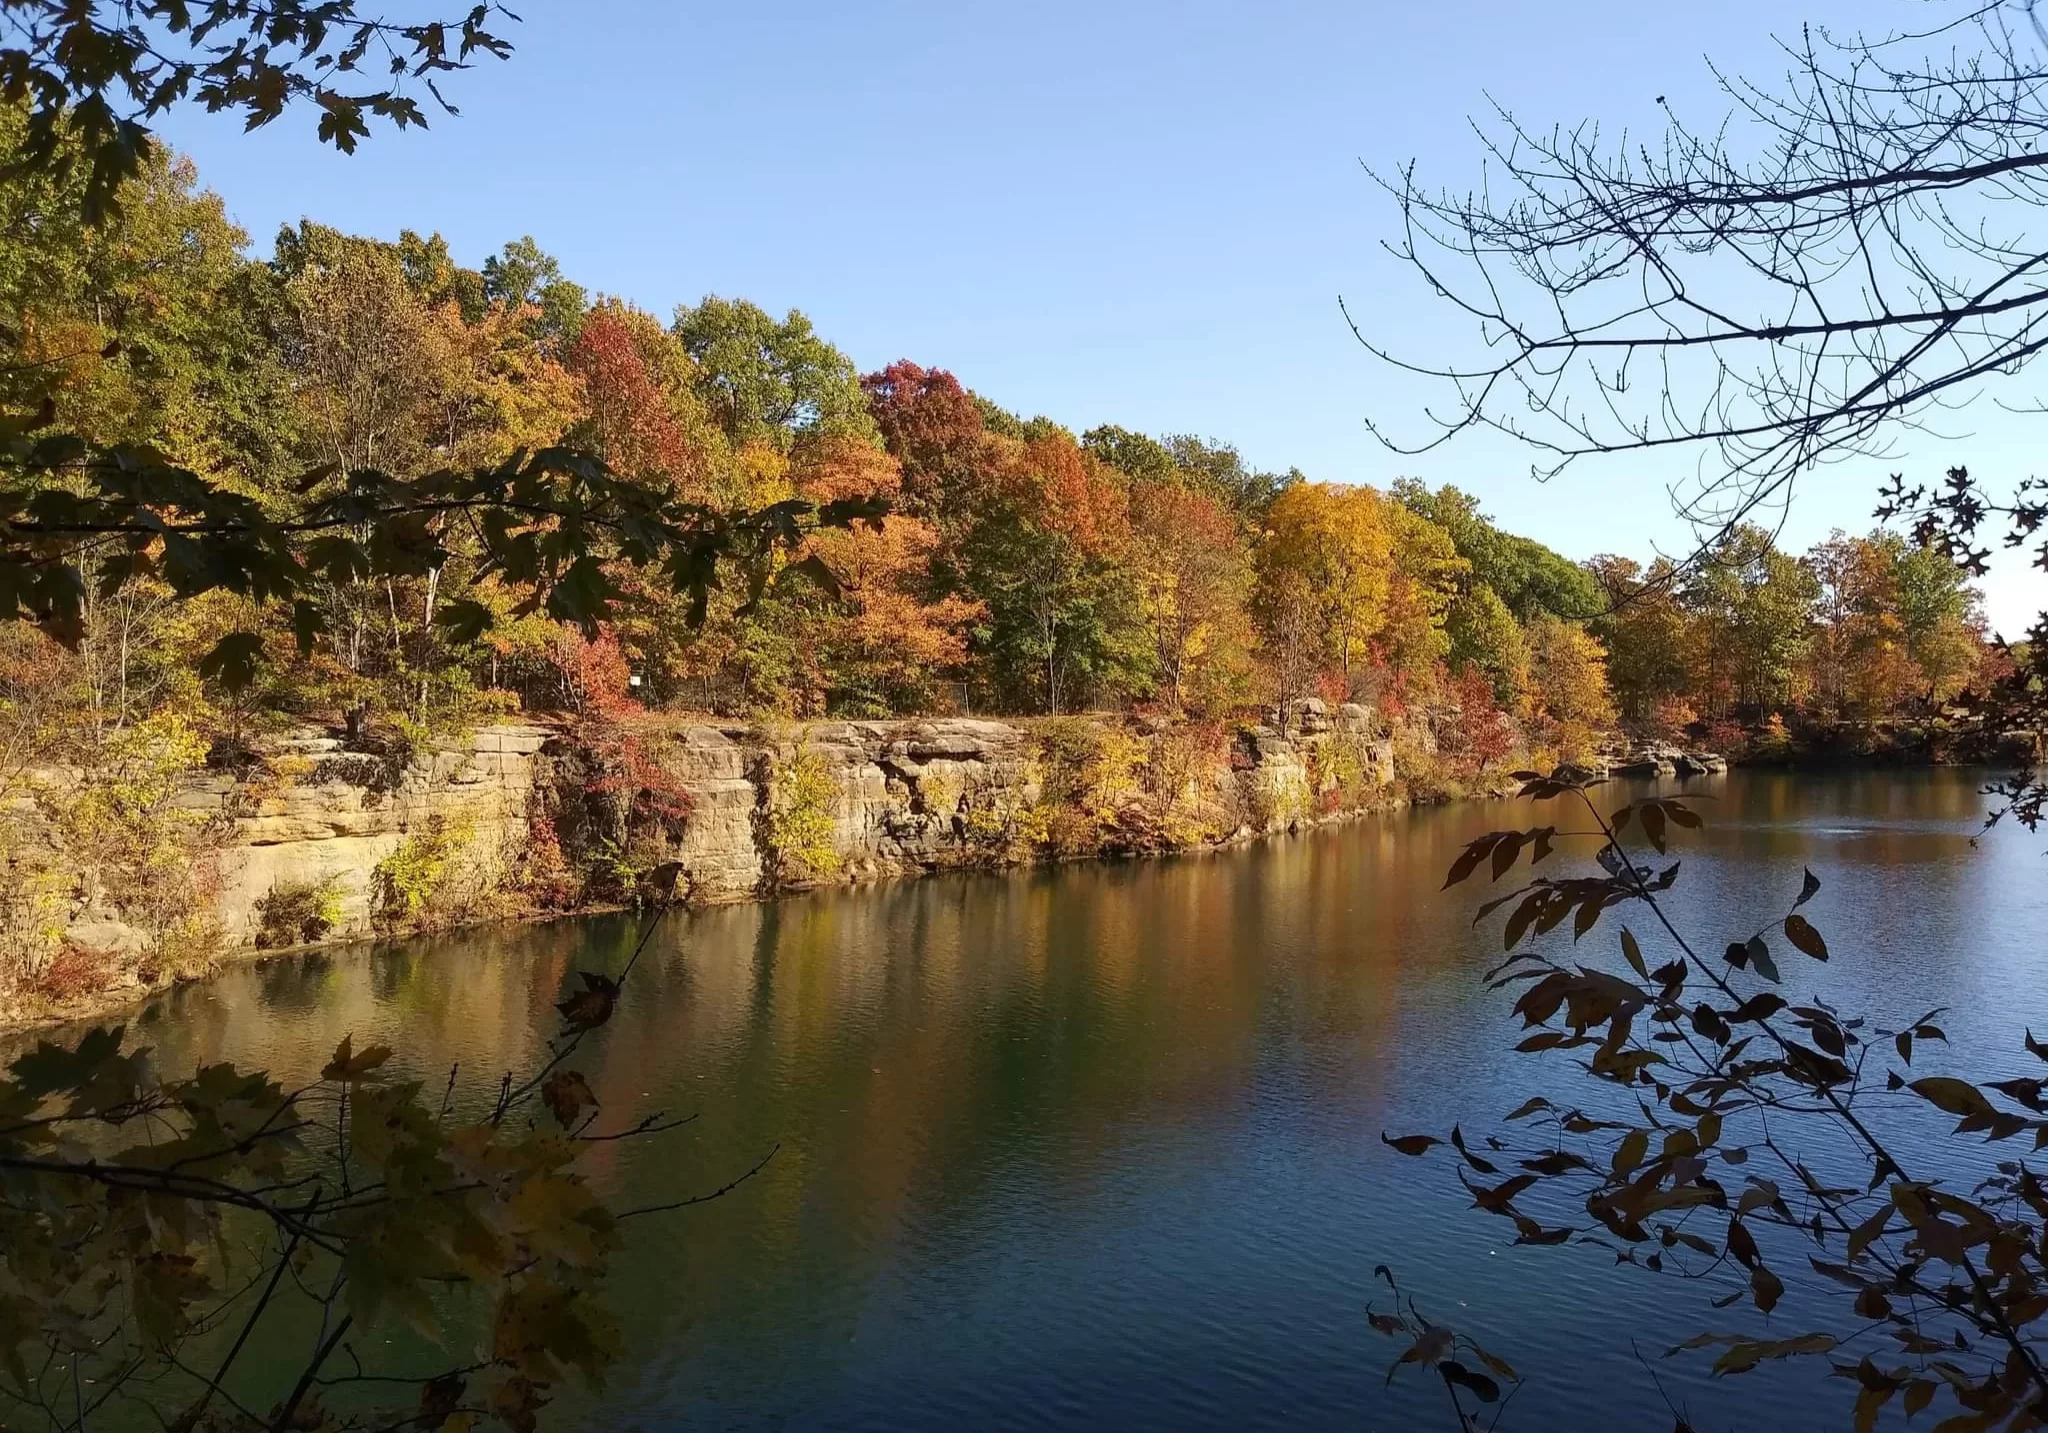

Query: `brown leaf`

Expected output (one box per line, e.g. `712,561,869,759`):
1491,831,1526,882
1751,1264,1785,1313
1382,1132,1441,1157
1443,834,1499,889
556,972,621,1032
1612,1127,1649,1176
1441,1360,1501,1403
1783,914,1829,961
1620,927,1647,978
321,1035,392,1083
1641,803,1668,853
541,1070,597,1128
1909,1077,1994,1120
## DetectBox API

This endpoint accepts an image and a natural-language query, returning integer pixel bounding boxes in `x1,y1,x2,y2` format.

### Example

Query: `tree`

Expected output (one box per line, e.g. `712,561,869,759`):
1684,526,1818,715
963,431,1151,713
861,359,990,526
1359,7,2048,569
1,1,515,221
673,297,876,453
1379,501,1468,698
1128,478,1255,715
1394,482,1600,622
0,102,298,485
1255,482,1394,690
1526,615,1615,760
1445,583,1531,712
280,229,459,476
1586,556,1689,724
1163,434,1299,523
564,302,703,489
1085,427,1298,525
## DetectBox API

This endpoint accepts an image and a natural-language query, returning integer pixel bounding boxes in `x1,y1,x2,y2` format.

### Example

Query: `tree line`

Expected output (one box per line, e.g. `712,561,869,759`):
0,105,2003,773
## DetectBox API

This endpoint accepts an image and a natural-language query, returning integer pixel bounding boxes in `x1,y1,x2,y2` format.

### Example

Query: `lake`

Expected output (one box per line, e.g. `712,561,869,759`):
78,768,2048,1430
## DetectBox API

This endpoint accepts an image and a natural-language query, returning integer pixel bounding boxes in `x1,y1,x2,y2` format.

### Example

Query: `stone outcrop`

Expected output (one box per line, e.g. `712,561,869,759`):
1598,740,1729,778
206,724,553,943
34,714,1406,968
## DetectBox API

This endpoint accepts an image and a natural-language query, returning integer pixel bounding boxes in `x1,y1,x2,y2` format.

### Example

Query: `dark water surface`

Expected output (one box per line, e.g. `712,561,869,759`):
78,770,2048,1430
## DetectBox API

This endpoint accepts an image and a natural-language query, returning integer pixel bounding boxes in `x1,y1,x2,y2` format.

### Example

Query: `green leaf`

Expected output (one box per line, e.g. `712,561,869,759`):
197,630,265,693
434,597,495,645
1795,867,1821,907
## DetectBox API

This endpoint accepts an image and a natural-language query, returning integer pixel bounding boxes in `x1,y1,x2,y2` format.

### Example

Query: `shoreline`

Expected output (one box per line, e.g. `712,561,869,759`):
4,712,2015,1035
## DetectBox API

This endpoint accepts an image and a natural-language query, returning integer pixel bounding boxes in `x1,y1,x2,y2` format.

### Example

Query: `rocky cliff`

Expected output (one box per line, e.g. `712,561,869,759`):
30,702,1404,973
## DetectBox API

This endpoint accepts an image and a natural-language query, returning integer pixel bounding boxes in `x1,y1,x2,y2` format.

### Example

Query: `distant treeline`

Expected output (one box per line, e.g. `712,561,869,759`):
0,104,2001,769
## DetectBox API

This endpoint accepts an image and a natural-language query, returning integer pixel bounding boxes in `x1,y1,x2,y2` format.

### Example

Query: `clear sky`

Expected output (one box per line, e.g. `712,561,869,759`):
151,0,2048,634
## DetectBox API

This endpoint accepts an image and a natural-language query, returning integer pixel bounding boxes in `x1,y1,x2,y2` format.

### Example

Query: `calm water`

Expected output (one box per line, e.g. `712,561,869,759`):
59,770,2048,1430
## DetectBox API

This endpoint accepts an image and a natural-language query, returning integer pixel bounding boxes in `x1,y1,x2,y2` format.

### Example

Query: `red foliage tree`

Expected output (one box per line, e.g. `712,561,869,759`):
861,360,986,519
566,304,696,484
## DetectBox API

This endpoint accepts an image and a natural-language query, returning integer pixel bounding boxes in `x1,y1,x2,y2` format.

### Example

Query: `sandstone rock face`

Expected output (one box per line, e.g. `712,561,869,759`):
211,723,554,945
41,714,1406,965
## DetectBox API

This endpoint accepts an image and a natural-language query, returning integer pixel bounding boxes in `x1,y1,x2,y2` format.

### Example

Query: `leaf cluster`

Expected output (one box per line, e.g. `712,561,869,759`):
1390,769,2048,1432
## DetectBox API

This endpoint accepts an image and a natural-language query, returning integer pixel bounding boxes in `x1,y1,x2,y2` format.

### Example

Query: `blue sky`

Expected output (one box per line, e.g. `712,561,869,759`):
153,0,2047,633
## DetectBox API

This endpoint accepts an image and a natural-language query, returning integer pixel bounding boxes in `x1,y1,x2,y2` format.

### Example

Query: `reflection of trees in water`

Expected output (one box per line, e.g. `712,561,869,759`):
15,770,2024,1422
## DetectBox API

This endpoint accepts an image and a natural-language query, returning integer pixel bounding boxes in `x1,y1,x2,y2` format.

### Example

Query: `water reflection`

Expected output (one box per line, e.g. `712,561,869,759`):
39,769,2048,1431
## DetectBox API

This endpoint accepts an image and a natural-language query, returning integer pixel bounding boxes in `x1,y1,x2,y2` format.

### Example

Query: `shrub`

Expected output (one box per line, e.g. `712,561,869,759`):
1756,710,1794,759
371,817,471,932
252,876,344,949
44,712,225,977
766,747,839,883
21,943,113,1003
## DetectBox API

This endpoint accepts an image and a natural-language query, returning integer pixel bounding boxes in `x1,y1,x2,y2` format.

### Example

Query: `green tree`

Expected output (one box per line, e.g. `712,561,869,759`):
673,297,877,452
1445,582,1531,711
1393,482,1600,622
1586,555,1690,723
0,103,297,486
964,433,1152,713
483,236,587,346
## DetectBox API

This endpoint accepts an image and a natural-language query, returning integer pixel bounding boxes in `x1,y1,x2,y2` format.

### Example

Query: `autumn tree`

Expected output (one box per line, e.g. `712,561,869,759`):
1586,555,1690,725
1526,614,1615,761
964,430,1152,713
1128,478,1255,714
1680,525,1818,716
1255,482,1393,692
565,301,703,489
799,445,984,715
862,360,990,524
